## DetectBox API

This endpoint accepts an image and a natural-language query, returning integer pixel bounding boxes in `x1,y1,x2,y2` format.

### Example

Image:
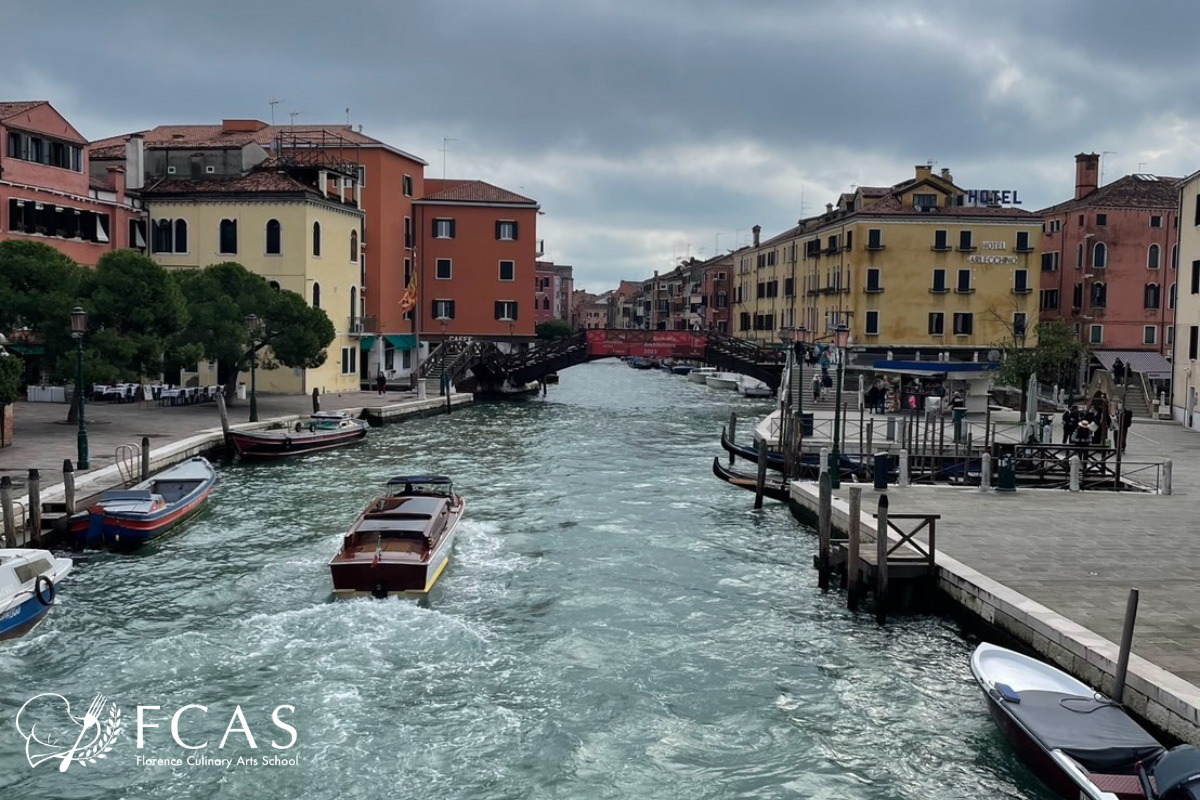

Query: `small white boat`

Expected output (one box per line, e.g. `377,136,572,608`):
737,375,773,397
0,549,72,640
705,372,739,390
688,367,717,384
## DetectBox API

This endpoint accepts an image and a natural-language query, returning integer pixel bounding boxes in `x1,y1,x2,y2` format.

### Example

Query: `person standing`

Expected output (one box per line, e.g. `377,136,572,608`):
1120,405,1134,453
812,372,821,402
376,371,387,396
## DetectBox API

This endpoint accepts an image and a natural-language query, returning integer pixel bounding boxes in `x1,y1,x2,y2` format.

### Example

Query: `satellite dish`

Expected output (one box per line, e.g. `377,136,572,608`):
987,349,1001,362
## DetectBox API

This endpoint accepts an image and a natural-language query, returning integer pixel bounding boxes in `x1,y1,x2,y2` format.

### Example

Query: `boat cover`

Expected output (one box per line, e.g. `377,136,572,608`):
1003,690,1164,772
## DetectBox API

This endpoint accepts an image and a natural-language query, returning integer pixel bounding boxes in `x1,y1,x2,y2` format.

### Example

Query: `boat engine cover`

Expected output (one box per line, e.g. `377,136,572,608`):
1157,745,1200,800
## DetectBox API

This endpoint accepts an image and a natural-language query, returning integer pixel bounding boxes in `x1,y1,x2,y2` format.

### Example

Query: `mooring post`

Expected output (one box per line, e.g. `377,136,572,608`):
312,388,321,413
865,420,873,454
876,494,889,625
1069,455,1081,492
216,393,231,443
1,476,15,548
886,415,896,441
847,486,862,611
141,436,150,481
1112,588,1140,704
1163,459,1173,495
754,438,768,511
980,452,992,490
898,449,909,487
27,469,41,545
819,446,829,479
63,459,76,516
728,412,738,466
818,471,832,592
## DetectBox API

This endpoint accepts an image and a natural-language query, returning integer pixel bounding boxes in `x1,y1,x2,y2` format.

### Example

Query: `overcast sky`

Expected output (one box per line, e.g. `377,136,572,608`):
5,1,1200,291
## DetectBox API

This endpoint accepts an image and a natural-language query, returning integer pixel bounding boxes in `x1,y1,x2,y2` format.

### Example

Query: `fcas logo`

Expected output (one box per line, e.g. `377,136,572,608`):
15,693,122,770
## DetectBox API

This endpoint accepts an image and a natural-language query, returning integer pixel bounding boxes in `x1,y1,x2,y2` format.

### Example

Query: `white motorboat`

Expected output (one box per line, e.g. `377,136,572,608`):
705,372,739,390
737,375,773,397
687,367,717,384
0,549,72,640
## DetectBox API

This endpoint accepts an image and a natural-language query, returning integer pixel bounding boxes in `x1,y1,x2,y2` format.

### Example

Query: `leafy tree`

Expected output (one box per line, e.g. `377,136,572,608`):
993,318,1090,419
0,240,86,377
0,355,22,407
536,320,574,339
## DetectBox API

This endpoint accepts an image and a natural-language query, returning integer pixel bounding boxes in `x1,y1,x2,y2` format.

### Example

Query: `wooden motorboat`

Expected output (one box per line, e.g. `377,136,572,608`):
0,549,71,640
971,642,1200,800
628,357,656,370
711,457,790,502
671,364,696,376
72,457,216,549
329,476,465,598
230,411,368,459
737,375,773,397
706,372,739,390
688,366,717,384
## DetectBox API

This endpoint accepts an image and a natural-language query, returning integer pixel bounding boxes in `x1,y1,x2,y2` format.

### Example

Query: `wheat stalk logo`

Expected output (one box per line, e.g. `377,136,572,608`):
15,693,122,770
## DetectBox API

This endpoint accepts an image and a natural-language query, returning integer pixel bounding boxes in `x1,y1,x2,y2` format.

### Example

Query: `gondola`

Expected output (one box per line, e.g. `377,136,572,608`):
720,426,787,471
719,427,873,479
711,457,790,502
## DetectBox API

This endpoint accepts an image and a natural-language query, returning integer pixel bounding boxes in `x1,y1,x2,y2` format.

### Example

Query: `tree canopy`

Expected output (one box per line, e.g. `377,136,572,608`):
994,318,1090,396
536,320,574,339
0,355,22,407
0,240,86,378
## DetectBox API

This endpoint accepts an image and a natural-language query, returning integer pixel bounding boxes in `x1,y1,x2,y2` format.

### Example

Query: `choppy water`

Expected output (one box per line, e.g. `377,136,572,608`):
0,361,1051,799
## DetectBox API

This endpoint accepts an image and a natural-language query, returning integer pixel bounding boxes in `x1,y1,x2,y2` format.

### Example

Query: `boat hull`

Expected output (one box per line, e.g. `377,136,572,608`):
71,458,216,549
0,593,54,640
330,503,463,598
706,376,738,389
711,458,790,502
978,686,1083,799
230,426,367,459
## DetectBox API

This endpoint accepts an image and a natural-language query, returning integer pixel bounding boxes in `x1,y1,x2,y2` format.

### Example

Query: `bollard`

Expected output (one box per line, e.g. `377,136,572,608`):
886,416,896,441
312,387,321,413
876,494,889,625
1,476,15,548
63,459,76,516
1162,459,1172,495
873,452,888,491
980,452,992,490
847,486,862,611
865,422,873,454
1112,588,1140,705
1069,455,1081,492
818,472,832,592
819,447,829,478
27,469,42,545
141,436,151,481
729,412,738,447
754,439,768,511
898,449,909,487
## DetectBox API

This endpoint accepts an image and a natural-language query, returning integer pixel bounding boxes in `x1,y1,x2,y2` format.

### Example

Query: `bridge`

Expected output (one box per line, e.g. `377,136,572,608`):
421,329,788,395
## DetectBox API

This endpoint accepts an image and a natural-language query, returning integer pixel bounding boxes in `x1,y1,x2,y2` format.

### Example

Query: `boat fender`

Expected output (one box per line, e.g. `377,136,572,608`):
995,683,1021,704
309,423,316,433
34,575,55,606
295,422,303,432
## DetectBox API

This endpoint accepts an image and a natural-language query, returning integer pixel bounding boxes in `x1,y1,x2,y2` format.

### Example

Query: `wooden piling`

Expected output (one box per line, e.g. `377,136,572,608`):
1,476,15,548
141,436,151,481
865,419,873,454
63,459,76,516
27,469,41,545
847,486,862,611
817,471,832,592
1113,588,1140,704
312,387,321,413
728,412,738,466
754,438,768,510
876,493,889,624
216,394,231,443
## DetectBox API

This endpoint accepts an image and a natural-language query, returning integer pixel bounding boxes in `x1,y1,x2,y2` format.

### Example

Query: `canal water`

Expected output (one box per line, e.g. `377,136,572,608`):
0,361,1052,799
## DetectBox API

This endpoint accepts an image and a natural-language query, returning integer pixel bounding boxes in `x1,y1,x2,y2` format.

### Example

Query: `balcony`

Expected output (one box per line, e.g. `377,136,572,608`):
347,315,379,336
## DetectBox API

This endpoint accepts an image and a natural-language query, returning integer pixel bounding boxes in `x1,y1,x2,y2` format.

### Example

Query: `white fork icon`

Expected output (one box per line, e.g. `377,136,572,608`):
60,694,105,772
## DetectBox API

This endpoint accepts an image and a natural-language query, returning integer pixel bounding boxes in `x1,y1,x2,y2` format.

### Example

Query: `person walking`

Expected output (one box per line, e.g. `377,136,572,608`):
812,373,821,403
376,371,387,396
1120,405,1134,453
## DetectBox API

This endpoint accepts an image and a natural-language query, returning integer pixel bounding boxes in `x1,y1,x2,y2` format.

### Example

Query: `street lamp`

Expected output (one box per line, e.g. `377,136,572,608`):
830,324,851,488
245,314,261,423
436,316,450,396
70,306,89,469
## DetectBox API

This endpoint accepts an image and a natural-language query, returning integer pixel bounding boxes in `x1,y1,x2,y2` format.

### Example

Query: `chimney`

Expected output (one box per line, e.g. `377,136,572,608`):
940,167,953,182
752,225,761,247
125,134,144,190
1075,152,1100,199
915,164,932,181
105,165,126,197
825,203,833,213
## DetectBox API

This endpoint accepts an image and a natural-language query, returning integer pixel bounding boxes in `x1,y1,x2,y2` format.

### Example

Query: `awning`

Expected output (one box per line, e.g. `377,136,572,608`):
359,337,376,351
6,343,44,355
385,334,417,350
1092,349,1172,378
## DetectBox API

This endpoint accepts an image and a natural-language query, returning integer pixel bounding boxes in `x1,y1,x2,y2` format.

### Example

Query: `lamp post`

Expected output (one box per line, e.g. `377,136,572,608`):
508,320,515,354
245,314,261,423
436,316,450,395
830,324,851,489
70,306,89,469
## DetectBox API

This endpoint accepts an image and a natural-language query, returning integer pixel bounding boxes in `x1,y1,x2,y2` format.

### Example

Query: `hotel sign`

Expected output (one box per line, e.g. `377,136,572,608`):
969,241,1019,264
964,189,1022,206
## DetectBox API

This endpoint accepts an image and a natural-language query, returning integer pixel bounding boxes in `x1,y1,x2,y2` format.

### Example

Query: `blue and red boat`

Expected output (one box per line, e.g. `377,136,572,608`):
71,457,216,549
0,549,72,640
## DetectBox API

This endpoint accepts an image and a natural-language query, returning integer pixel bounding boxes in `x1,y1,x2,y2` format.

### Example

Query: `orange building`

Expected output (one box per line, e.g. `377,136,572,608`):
414,180,539,343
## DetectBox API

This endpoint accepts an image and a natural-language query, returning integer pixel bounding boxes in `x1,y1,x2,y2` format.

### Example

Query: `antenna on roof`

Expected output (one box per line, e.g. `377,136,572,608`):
289,110,301,127
345,107,351,125
1137,162,1147,172
1100,150,1117,185
268,99,281,126
441,137,457,181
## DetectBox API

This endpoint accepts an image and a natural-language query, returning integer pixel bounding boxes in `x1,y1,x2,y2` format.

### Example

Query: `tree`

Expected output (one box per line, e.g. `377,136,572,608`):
0,355,22,406
536,320,574,340
993,318,1090,420
0,240,86,378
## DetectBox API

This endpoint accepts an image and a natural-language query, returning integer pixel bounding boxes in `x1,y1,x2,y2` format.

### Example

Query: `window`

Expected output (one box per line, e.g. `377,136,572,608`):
953,312,974,336
1144,325,1158,346
355,165,366,186
1040,289,1059,310
1193,260,1200,294
312,282,321,309
1168,326,1175,346
1148,243,1160,269
1014,269,1030,294
1091,281,1107,308
1078,213,1085,227
784,277,794,296
1145,283,1161,309
865,310,880,335
1041,252,1059,272
1013,312,1027,338
436,259,452,280
1171,283,1177,309
1073,282,1084,308
173,219,188,253
958,230,974,251
350,230,358,262
433,218,455,239
1090,324,1104,345
313,221,322,256
541,296,550,311
340,346,357,375
867,228,884,250
1173,244,1179,271
266,219,281,254
1016,231,1032,252
1076,243,1084,269
495,301,518,321
933,230,949,251
931,269,947,293
1096,213,1107,226
826,234,839,252
865,268,882,292
1093,242,1107,268
739,312,751,331
432,299,456,319
1191,326,1199,360
403,175,413,197
956,269,972,293
152,219,173,253
496,220,518,240
129,218,146,250
404,216,412,248
928,312,945,335
913,193,938,211
499,260,515,281
1151,215,1163,228
219,219,237,254
5,131,82,172
716,291,727,308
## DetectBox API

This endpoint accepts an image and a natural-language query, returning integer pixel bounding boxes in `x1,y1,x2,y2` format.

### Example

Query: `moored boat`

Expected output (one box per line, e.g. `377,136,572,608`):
705,372,739,390
329,476,465,598
971,642,1200,800
711,457,790,502
628,357,656,370
737,375,773,397
230,411,368,459
0,549,71,640
72,457,216,549
671,364,696,376
688,366,717,384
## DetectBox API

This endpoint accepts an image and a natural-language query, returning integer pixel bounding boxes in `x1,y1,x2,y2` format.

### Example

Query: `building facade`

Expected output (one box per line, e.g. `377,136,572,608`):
534,260,574,327
1,101,142,264
1038,153,1179,353
1171,170,1200,427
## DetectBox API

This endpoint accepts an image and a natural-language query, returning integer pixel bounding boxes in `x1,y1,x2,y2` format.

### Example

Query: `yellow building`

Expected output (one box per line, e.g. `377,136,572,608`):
735,166,1043,355
142,165,365,394
733,224,802,344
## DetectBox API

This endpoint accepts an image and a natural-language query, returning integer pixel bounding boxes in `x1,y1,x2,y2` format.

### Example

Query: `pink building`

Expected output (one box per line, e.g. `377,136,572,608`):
534,260,574,326
1038,153,1179,355
1,101,142,264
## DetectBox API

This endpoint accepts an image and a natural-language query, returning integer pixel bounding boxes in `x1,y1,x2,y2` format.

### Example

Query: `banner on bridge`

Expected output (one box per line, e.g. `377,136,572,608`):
585,330,707,360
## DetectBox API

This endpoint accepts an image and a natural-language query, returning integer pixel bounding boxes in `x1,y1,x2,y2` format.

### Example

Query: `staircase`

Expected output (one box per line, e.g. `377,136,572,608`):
420,340,471,394
1120,380,1152,419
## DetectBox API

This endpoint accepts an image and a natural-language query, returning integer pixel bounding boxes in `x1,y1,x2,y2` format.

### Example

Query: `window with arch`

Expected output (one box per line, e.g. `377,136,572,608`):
1145,282,1161,309
312,221,321,257
1170,283,1177,309
1148,243,1161,269
350,230,358,262
350,287,357,323
173,219,188,253
1093,242,1107,268
219,218,237,254
312,282,321,309
268,280,281,291
266,219,281,255
152,219,173,253
542,296,550,311
1091,281,1107,308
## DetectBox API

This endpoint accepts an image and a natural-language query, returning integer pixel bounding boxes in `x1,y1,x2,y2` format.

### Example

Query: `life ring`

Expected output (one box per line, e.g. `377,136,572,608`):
34,575,55,606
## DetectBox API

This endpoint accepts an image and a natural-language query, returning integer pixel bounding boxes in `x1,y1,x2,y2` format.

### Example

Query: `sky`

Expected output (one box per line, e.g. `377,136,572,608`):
5,0,1200,292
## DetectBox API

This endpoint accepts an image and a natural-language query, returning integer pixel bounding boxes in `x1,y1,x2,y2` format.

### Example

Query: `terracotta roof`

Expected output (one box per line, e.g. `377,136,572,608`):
418,179,537,205
858,186,891,196
140,169,334,197
88,143,126,160
854,193,1040,218
1037,174,1182,215
0,101,47,120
